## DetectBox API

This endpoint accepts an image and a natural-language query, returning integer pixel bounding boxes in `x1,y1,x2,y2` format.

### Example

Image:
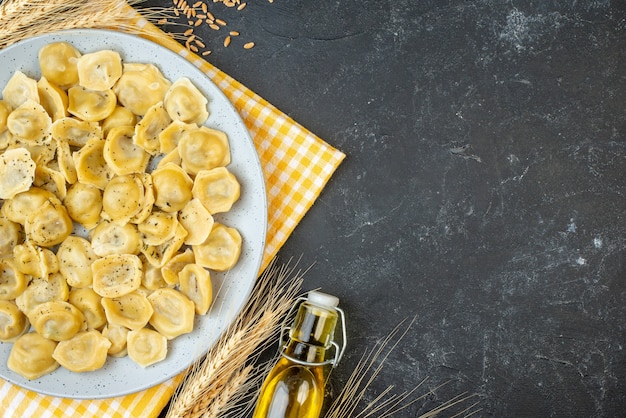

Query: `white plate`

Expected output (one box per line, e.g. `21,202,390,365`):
0,29,267,399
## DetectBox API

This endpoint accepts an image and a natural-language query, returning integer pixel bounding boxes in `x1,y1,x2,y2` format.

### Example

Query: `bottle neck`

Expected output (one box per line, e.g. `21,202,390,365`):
281,301,338,366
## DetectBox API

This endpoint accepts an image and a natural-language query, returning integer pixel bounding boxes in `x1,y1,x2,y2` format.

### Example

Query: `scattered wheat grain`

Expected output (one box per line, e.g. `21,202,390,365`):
202,50,212,56
215,18,226,26
223,35,231,47
237,3,246,10
243,41,254,49
229,30,239,36
206,11,214,20
195,39,206,48
192,1,202,6
184,27,193,36
209,23,220,30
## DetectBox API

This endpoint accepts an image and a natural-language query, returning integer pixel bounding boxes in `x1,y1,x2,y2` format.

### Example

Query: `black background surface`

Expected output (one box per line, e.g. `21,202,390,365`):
146,1,626,416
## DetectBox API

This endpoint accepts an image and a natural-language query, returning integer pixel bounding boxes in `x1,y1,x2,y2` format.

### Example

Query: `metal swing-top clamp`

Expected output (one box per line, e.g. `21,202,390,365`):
278,291,347,368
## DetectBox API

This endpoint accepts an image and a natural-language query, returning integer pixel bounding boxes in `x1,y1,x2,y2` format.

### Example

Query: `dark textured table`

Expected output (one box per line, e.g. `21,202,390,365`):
147,1,626,416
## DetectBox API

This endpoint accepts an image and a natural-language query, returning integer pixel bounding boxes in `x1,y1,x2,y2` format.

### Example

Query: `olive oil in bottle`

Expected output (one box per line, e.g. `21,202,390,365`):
253,291,346,418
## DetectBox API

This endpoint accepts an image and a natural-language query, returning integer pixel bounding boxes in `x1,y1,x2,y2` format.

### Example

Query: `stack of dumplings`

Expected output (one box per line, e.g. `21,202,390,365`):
0,42,243,379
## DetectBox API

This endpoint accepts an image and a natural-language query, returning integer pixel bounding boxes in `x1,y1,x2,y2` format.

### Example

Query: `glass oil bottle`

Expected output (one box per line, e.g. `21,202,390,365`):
253,291,347,418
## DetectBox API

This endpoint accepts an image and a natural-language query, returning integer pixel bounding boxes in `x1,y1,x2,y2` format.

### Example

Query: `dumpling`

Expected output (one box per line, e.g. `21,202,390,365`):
24,198,73,247
54,136,78,184
141,223,187,268
67,86,116,122
178,126,230,175
37,77,68,122
52,330,111,372
114,63,171,116
51,117,102,147
64,181,102,229
137,210,178,246
102,106,137,137
77,49,122,91
192,223,242,271
73,138,114,189
91,253,142,298
1,187,56,225
90,221,141,257
0,259,26,301
160,248,194,286
7,99,52,143
127,328,167,367
192,167,240,214
2,71,39,109
34,164,67,200
8,332,59,379
57,236,97,288
133,101,171,155
0,300,29,342
69,288,107,330
178,264,212,315
103,125,149,175
141,256,168,290
147,288,195,340
38,42,81,89
101,174,145,223
29,300,84,342
0,217,22,258
178,198,214,245
15,274,69,317
13,242,59,278
101,323,129,357
101,291,153,330
0,147,36,199
151,162,193,212
163,77,208,125
158,120,196,154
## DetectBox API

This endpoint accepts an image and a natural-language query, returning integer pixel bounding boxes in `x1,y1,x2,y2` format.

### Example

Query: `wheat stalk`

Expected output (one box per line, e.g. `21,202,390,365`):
166,259,306,418
199,364,253,418
0,0,176,50
324,317,481,418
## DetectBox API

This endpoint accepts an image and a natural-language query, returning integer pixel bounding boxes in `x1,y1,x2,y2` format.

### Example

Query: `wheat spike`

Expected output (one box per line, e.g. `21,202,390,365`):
166,258,305,418
0,0,176,50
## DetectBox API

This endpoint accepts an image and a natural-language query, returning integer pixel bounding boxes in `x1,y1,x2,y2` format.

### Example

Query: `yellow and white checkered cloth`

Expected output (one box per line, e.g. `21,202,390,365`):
0,6,345,418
